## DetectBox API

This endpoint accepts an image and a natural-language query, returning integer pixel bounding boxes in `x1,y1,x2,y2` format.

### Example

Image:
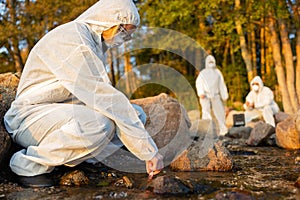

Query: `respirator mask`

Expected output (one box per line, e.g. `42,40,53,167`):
103,25,132,49
252,85,259,92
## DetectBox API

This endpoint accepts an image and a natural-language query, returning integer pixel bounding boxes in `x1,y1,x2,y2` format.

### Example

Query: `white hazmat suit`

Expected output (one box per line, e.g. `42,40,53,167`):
195,55,229,136
4,0,158,176
243,76,279,127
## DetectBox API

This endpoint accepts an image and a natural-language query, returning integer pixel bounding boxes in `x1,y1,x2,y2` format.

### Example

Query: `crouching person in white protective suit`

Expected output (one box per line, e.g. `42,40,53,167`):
4,0,163,187
243,76,279,127
195,55,229,136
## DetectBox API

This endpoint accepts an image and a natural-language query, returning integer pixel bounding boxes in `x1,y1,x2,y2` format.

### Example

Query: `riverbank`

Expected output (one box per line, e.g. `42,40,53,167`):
1,138,299,199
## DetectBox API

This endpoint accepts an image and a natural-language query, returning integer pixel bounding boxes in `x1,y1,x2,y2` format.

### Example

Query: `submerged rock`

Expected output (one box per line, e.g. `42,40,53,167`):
146,175,191,195
114,176,133,189
59,170,89,186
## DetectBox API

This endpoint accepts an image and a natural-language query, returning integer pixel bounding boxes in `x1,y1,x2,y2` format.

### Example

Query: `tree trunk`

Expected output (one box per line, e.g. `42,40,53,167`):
260,19,266,78
7,0,24,72
234,0,253,82
250,25,257,76
279,19,299,112
268,16,294,114
265,30,274,80
222,38,230,68
296,27,300,105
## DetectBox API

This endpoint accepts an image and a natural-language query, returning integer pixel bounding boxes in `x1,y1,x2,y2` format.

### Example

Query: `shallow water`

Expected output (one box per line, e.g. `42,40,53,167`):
1,141,300,199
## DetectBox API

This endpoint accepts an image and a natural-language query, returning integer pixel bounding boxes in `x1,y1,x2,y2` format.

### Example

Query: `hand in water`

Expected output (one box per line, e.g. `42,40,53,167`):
146,153,164,180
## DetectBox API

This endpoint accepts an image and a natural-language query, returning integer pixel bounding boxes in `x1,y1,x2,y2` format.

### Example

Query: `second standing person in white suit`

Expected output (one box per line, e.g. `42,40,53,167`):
196,55,229,136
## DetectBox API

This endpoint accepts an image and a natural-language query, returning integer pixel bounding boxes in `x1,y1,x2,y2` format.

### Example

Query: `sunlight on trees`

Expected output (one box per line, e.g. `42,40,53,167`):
1,0,300,113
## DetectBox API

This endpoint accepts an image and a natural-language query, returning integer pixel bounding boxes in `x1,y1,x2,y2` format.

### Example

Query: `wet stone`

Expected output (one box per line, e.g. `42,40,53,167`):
227,126,252,139
59,170,89,186
214,189,256,200
146,175,192,195
114,176,133,189
294,177,300,187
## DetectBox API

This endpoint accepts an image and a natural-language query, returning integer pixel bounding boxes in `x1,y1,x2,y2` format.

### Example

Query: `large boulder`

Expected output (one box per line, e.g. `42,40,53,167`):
274,111,290,124
0,72,20,166
276,110,300,149
131,93,193,163
169,141,233,172
101,93,194,172
0,72,20,120
246,121,275,146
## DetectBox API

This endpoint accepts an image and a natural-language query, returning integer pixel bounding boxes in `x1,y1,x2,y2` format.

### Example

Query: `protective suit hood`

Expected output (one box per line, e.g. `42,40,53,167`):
250,76,264,92
75,0,140,36
205,55,216,69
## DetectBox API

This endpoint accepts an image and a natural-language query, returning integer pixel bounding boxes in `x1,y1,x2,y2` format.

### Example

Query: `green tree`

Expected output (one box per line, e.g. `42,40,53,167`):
0,0,97,73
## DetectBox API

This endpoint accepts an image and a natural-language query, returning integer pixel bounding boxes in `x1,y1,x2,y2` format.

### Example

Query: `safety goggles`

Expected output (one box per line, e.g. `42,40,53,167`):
117,25,132,42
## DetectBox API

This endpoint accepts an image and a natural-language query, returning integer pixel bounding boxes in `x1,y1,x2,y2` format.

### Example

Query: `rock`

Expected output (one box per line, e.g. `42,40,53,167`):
0,72,20,167
265,133,277,146
169,141,233,171
295,156,300,165
0,122,12,166
246,122,275,146
294,176,300,187
274,111,290,124
227,126,252,139
214,189,255,200
146,175,191,195
0,72,19,120
101,93,193,173
0,72,20,87
276,110,300,149
59,170,89,186
131,93,193,163
114,176,133,189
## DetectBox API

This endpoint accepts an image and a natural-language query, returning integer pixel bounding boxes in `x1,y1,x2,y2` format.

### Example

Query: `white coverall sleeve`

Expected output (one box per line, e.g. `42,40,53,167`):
254,87,274,109
244,91,254,110
45,44,157,161
245,92,253,103
217,70,228,101
195,73,205,97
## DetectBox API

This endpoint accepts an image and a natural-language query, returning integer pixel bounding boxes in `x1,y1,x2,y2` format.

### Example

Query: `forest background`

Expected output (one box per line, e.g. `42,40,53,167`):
0,0,300,114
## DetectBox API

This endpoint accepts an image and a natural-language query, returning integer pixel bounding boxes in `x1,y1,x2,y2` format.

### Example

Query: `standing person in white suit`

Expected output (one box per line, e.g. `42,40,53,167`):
243,76,279,127
196,55,229,136
4,0,163,187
